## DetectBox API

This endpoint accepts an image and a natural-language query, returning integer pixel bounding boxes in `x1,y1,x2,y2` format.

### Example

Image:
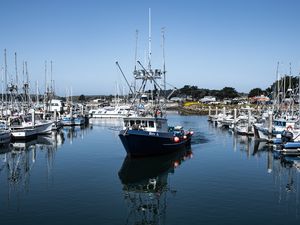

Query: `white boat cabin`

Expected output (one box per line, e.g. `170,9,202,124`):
123,117,168,132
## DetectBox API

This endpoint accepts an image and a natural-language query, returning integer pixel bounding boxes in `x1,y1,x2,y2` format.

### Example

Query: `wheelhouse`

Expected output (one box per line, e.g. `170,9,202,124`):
123,117,168,132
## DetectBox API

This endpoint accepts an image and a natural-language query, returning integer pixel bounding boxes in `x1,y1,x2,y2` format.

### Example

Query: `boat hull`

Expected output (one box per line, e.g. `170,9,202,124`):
11,121,53,139
0,130,11,144
119,129,191,157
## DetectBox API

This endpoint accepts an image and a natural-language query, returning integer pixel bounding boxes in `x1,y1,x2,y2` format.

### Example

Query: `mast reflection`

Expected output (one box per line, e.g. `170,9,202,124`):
233,134,300,214
0,131,64,196
118,148,193,225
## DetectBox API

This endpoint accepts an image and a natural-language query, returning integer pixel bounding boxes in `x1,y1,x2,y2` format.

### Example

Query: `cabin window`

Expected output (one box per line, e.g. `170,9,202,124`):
141,120,148,127
136,120,141,125
149,121,154,128
124,121,129,127
156,121,162,129
24,117,31,122
130,120,135,126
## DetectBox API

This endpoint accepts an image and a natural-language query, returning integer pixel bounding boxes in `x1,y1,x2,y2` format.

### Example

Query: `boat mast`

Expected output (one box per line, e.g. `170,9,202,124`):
4,49,7,115
36,80,39,105
161,27,166,97
148,8,152,70
51,60,53,94
44,60,49,112
1,66,3,117
25,61,29,107
44,60,47,93
14,52,18,94
274,61,279,112
134,29,138,92
161,27,167,113
288,63,293,116
289,62,292,91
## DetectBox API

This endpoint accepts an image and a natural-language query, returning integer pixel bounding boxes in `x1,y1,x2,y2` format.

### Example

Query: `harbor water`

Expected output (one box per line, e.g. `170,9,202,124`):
0,113,300,225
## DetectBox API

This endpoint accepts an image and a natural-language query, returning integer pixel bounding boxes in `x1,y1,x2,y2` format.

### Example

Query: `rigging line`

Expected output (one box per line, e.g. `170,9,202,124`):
115,61,134,95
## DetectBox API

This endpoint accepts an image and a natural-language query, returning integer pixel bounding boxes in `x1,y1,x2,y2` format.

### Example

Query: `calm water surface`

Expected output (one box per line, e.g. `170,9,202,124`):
0,114,300,225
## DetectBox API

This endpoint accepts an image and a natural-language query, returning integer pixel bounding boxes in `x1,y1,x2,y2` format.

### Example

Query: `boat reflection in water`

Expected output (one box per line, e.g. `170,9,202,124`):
233,134,300,212
63,124,91,143
0,131,64,195
118,148,193,225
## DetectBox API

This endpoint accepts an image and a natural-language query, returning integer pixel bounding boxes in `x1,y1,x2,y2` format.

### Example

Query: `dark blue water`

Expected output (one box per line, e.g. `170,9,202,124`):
1,114,300,225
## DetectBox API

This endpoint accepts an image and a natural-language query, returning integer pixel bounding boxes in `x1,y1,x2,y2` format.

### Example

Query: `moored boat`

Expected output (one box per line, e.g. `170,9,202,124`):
9,115,53,139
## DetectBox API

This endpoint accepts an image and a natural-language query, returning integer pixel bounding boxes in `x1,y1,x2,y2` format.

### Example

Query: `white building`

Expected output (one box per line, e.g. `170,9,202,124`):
199,96,216,104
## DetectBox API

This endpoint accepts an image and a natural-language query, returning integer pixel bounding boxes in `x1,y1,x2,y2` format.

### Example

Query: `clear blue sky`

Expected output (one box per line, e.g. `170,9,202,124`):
1,0,300,96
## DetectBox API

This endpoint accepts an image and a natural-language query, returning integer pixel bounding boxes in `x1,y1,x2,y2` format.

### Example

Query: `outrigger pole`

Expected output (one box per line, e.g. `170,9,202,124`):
115,61,134,95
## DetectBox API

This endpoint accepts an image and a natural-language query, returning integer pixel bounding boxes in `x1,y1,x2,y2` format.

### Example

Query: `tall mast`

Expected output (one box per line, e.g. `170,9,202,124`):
22,61,25,85
148,8,152,70
14,52,18,92
134,30,138,72
50,60,53,93
1,66,3,116
161,27,166,96
36,80,39,105
25,61,29,84
275,61,280,111
4,49,7,106
283,73,286,100
44,60,47,93
25,61,29,104
289,62,292,90
134,30,138,92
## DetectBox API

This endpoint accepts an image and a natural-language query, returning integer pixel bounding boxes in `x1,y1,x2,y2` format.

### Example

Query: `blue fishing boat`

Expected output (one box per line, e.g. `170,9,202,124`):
117,11,193,157
119,118,193,156
61,114,86,126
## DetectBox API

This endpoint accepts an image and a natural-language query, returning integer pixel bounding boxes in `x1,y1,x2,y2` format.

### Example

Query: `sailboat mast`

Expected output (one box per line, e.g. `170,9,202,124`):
25,61,29,105
283,73,286,101
50,60,53,94
134,30,138,72
14,52,18,93
1,66,3,117
275,61,279,111
148,8,152,70
134,30,138,92
36,80,39,105
4,49,7,108
161,27,166,96
289,62,292,90
44,60,47,93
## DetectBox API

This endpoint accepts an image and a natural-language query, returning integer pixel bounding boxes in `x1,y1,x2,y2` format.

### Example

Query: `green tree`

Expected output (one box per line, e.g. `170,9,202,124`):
78,94,86,102
218,87,239,99
248,88,264,97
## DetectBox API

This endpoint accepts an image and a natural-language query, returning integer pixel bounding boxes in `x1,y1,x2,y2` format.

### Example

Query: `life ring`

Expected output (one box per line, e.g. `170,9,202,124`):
286,125,293,131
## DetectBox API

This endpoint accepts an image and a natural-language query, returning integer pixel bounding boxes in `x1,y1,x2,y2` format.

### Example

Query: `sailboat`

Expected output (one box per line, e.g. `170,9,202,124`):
118,9,193,157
